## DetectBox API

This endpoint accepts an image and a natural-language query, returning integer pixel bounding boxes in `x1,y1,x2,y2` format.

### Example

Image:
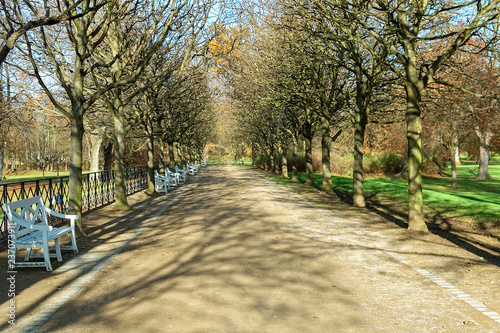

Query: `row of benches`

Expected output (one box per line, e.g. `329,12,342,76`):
154,162,200,193
3,161,206,271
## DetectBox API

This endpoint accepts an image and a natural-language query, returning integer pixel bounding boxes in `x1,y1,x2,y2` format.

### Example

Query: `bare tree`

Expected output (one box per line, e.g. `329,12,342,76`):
303,0,393,206
91,0,216,208
11,0,117,232
349,0,500,232
0,0,107,64
12,0,215,231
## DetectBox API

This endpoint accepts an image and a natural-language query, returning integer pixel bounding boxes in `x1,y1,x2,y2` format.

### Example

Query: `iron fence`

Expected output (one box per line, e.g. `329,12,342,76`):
0,166,147,241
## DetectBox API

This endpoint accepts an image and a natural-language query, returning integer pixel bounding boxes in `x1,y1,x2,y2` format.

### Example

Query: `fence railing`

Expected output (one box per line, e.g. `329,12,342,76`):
0,166,147,241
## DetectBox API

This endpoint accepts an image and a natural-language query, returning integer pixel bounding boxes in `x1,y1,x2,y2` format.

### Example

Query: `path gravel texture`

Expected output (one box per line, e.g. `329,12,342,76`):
1,165,500,332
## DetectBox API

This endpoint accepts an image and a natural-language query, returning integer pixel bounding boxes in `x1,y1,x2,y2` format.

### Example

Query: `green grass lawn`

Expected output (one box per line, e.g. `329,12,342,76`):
272,162,500,223
1,170,70,183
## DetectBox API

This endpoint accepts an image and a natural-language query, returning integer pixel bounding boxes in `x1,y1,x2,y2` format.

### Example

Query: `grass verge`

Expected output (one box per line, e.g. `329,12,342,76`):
264,162,500,254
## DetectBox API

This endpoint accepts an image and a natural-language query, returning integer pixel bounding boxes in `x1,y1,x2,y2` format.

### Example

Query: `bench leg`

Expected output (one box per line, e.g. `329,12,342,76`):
24,248,32,261
70,229,79,253
55,238,63,261
42,241,53,271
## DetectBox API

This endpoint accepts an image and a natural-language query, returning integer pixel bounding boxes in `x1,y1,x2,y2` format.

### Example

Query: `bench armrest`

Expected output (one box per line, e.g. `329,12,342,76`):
44,206,79,228
45,207,79,221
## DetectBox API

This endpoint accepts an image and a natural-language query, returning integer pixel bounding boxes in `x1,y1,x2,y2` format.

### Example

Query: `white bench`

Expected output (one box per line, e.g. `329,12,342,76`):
3,196,79,271
175,166,187,182
155,170,170,193
201,159,207,167
166,168,180,186
186,162,199,175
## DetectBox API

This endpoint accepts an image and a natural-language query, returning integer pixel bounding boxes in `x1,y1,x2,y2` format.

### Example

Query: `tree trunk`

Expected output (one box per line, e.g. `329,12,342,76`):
197,147,202,164
107,22,131,210
68,115,85,233
274,146,280,174
269,147,275,172
10,155,15,171
474,127,493,180
185,146,189,164
88,127,105,174
173,142,179,167
450,130,458,189
144,120,156,195
158,137,166,174
168,142,175,170
103,141,113,171
304,131,314,186
281,145,288,178
352,82,367,207
321,116,333,194
67,43,87,232
292,137,299,181
251,142,256,166
112,108,131,211
260,149,269,171
406,85,427,232
176,143,183,168
303,104,314,186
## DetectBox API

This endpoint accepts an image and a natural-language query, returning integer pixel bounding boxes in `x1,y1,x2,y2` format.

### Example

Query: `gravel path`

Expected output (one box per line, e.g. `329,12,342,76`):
2,165,500,332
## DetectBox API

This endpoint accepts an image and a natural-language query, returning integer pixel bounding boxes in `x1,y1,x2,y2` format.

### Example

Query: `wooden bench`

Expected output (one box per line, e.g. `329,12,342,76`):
187,162,199,175
155,170,170,193
166,168,180,187
3,196,79,271
175,166,187,182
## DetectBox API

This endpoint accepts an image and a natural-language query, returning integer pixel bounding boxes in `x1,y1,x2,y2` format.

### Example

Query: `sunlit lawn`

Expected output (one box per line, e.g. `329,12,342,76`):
275,162,500,223
1,170,70,183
